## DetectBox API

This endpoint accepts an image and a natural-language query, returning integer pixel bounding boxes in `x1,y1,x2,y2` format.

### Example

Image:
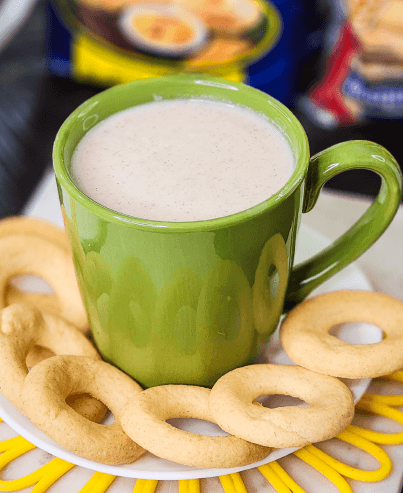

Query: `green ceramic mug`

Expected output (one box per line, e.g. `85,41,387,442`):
53,75,403,388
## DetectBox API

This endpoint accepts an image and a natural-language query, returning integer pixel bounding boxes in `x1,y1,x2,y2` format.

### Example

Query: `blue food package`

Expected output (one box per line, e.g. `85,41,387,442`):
45,0,320,106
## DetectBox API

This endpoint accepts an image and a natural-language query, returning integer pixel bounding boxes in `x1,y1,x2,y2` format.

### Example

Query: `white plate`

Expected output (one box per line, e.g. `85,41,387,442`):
0,219,379,480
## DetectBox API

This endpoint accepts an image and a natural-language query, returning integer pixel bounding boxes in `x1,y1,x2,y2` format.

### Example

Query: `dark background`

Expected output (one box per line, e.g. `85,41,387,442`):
0,0,402,219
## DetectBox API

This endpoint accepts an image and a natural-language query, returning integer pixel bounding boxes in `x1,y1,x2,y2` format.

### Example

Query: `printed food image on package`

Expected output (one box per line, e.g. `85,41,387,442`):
49,0,281,86
301,0,403,127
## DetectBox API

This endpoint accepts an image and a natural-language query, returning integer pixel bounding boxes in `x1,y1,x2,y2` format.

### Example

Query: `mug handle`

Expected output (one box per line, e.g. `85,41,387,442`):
285,140,402,309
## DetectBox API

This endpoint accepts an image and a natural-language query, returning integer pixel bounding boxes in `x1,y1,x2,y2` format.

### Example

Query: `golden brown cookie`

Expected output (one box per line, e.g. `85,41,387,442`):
280,290,403,379
209,364,354,448
0,216,88,331
121,384,270,468
0,304,105,422
22,355,145,465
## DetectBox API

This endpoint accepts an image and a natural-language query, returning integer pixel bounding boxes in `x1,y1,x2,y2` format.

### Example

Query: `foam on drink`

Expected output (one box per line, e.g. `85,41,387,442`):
71,99,295,222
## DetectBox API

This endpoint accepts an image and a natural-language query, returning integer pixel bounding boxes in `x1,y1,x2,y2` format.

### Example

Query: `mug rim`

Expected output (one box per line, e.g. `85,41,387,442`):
53,74,309,232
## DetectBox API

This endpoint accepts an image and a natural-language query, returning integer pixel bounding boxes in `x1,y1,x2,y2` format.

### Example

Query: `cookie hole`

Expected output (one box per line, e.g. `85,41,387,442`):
9,275,54,295
65,394,109,423
167,418,228,436
67,400,113,424
255,394,307,408
329,322,383,344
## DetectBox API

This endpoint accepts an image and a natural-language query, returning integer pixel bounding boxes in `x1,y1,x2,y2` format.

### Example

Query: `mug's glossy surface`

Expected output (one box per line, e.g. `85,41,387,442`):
54,75,402,388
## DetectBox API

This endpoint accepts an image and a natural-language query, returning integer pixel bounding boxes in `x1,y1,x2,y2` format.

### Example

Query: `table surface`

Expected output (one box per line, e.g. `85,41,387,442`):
3,168,402,493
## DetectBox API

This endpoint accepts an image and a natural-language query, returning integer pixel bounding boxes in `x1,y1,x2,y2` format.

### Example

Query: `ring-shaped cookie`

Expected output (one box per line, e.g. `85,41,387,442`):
120,384,270,468
1,217,69,316
0,304,104,422
0,216,88,330
209,364,354,448
280,290,403,379
22,355,145,465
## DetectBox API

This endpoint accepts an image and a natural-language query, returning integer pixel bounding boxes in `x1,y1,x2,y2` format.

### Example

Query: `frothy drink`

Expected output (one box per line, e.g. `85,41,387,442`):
71,99,294,222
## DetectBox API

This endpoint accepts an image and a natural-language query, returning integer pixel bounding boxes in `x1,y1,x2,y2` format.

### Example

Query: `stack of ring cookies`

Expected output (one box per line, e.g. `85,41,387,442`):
0,216,88,331
0,303,107,423
9,287,403,466
2,217,403,470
